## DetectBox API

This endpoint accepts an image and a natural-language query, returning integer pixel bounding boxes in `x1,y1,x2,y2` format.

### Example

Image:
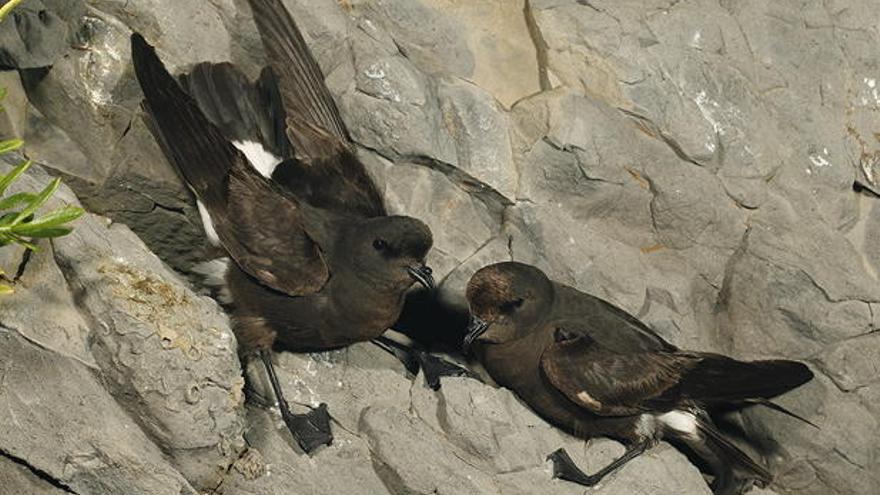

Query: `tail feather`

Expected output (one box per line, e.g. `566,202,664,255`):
696,417,771,482
746,398,819,429
681,356,814,402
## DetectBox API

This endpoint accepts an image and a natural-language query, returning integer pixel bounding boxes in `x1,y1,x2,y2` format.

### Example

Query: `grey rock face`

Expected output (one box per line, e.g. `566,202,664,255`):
226,344,713,495
439,78,517,199
0,159,245,492
0,455,70,495
4,0,880,493
0,330,197,495
14,0,246,276
0,0,85,69
0,71,26,139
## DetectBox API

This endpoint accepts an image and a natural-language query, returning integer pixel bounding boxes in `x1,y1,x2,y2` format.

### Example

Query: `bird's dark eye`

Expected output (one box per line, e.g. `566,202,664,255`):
373,238,388,251
500,298,524,313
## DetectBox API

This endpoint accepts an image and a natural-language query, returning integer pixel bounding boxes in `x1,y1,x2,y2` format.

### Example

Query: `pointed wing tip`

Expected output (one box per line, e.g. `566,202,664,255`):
787,361,814,388
130,32,150,56
130,32,162,83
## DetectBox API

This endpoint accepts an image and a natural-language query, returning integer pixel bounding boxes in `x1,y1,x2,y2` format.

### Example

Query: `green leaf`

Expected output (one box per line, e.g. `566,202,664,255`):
0,87,7,101
0,191,35,210
11,177,60,227
0,138,24,154
12,205,84,235
16,226,73,238
0,0,28,24
0,284,13,295
7,234,36,251
0,211,16,227
0,159,31,196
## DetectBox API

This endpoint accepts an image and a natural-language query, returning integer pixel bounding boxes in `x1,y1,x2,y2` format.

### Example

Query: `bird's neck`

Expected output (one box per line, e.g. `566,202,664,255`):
328,273,406,336
482,328,554,391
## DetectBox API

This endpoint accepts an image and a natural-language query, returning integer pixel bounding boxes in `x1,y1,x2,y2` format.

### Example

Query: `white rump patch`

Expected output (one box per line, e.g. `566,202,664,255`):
192,257,232,304
658,410,698,437
232,140,283,178
197,200,220,246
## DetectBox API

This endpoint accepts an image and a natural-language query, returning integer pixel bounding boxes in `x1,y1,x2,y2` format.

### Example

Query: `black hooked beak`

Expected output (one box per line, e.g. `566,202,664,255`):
462,315,489,352
406,263,434,290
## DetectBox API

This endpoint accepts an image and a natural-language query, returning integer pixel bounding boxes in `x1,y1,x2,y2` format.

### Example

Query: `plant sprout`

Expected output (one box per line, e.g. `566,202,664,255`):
0,77,85,293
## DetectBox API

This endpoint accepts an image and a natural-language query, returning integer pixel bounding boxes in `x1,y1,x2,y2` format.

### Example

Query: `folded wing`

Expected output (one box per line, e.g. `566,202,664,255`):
540,327,813,416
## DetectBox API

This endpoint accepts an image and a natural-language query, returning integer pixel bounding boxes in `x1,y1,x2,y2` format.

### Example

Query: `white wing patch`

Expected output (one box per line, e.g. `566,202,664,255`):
232,140,282,178
196,141,280,244
576,390,603,409
197,200,220,246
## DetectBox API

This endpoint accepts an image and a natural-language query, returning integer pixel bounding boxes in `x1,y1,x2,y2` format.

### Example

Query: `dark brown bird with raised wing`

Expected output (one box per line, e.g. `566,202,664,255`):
464,262,814,495
129,0,436,453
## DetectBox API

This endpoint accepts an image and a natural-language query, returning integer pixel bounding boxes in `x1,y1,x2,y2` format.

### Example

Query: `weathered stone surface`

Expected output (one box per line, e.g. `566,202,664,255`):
817,333,880,392
0,455,69,495
340,46,456,163
422,0,540,107
0,159,246,491
0,70,27,139
439,78,517,199
0,330,195,495
349,0,475,78
51,217,247,487
5,0,880,493
13,0,257,276
0,0,85,69
230,343,713,495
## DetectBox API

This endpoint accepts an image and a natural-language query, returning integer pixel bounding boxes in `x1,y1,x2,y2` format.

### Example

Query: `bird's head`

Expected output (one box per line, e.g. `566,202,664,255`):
463,262,554,350
350,215,434,291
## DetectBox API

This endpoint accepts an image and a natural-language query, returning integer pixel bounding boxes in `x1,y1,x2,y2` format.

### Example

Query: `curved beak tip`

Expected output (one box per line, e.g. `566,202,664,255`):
407,264,435,290
462,315,489,352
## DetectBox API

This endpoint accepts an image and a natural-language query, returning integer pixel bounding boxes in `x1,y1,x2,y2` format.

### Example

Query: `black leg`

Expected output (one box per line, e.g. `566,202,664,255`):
260,350,332,454
373,336,420,376
547,442,649,487
242,366,273,408
373,336,480,390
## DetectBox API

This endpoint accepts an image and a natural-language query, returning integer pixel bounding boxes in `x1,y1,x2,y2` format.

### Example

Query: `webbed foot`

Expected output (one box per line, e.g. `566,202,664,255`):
260,350,333,454
281,402,332,454
547,442,648,487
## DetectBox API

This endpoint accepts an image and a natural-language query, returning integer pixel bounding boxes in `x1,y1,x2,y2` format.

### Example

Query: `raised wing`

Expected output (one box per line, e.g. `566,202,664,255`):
247,0,348,146
178,62,291,159
131,33,329,295
247,0,386,217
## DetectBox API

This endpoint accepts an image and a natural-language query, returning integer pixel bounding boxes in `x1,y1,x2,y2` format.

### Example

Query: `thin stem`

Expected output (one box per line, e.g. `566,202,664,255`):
0,0,27,23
